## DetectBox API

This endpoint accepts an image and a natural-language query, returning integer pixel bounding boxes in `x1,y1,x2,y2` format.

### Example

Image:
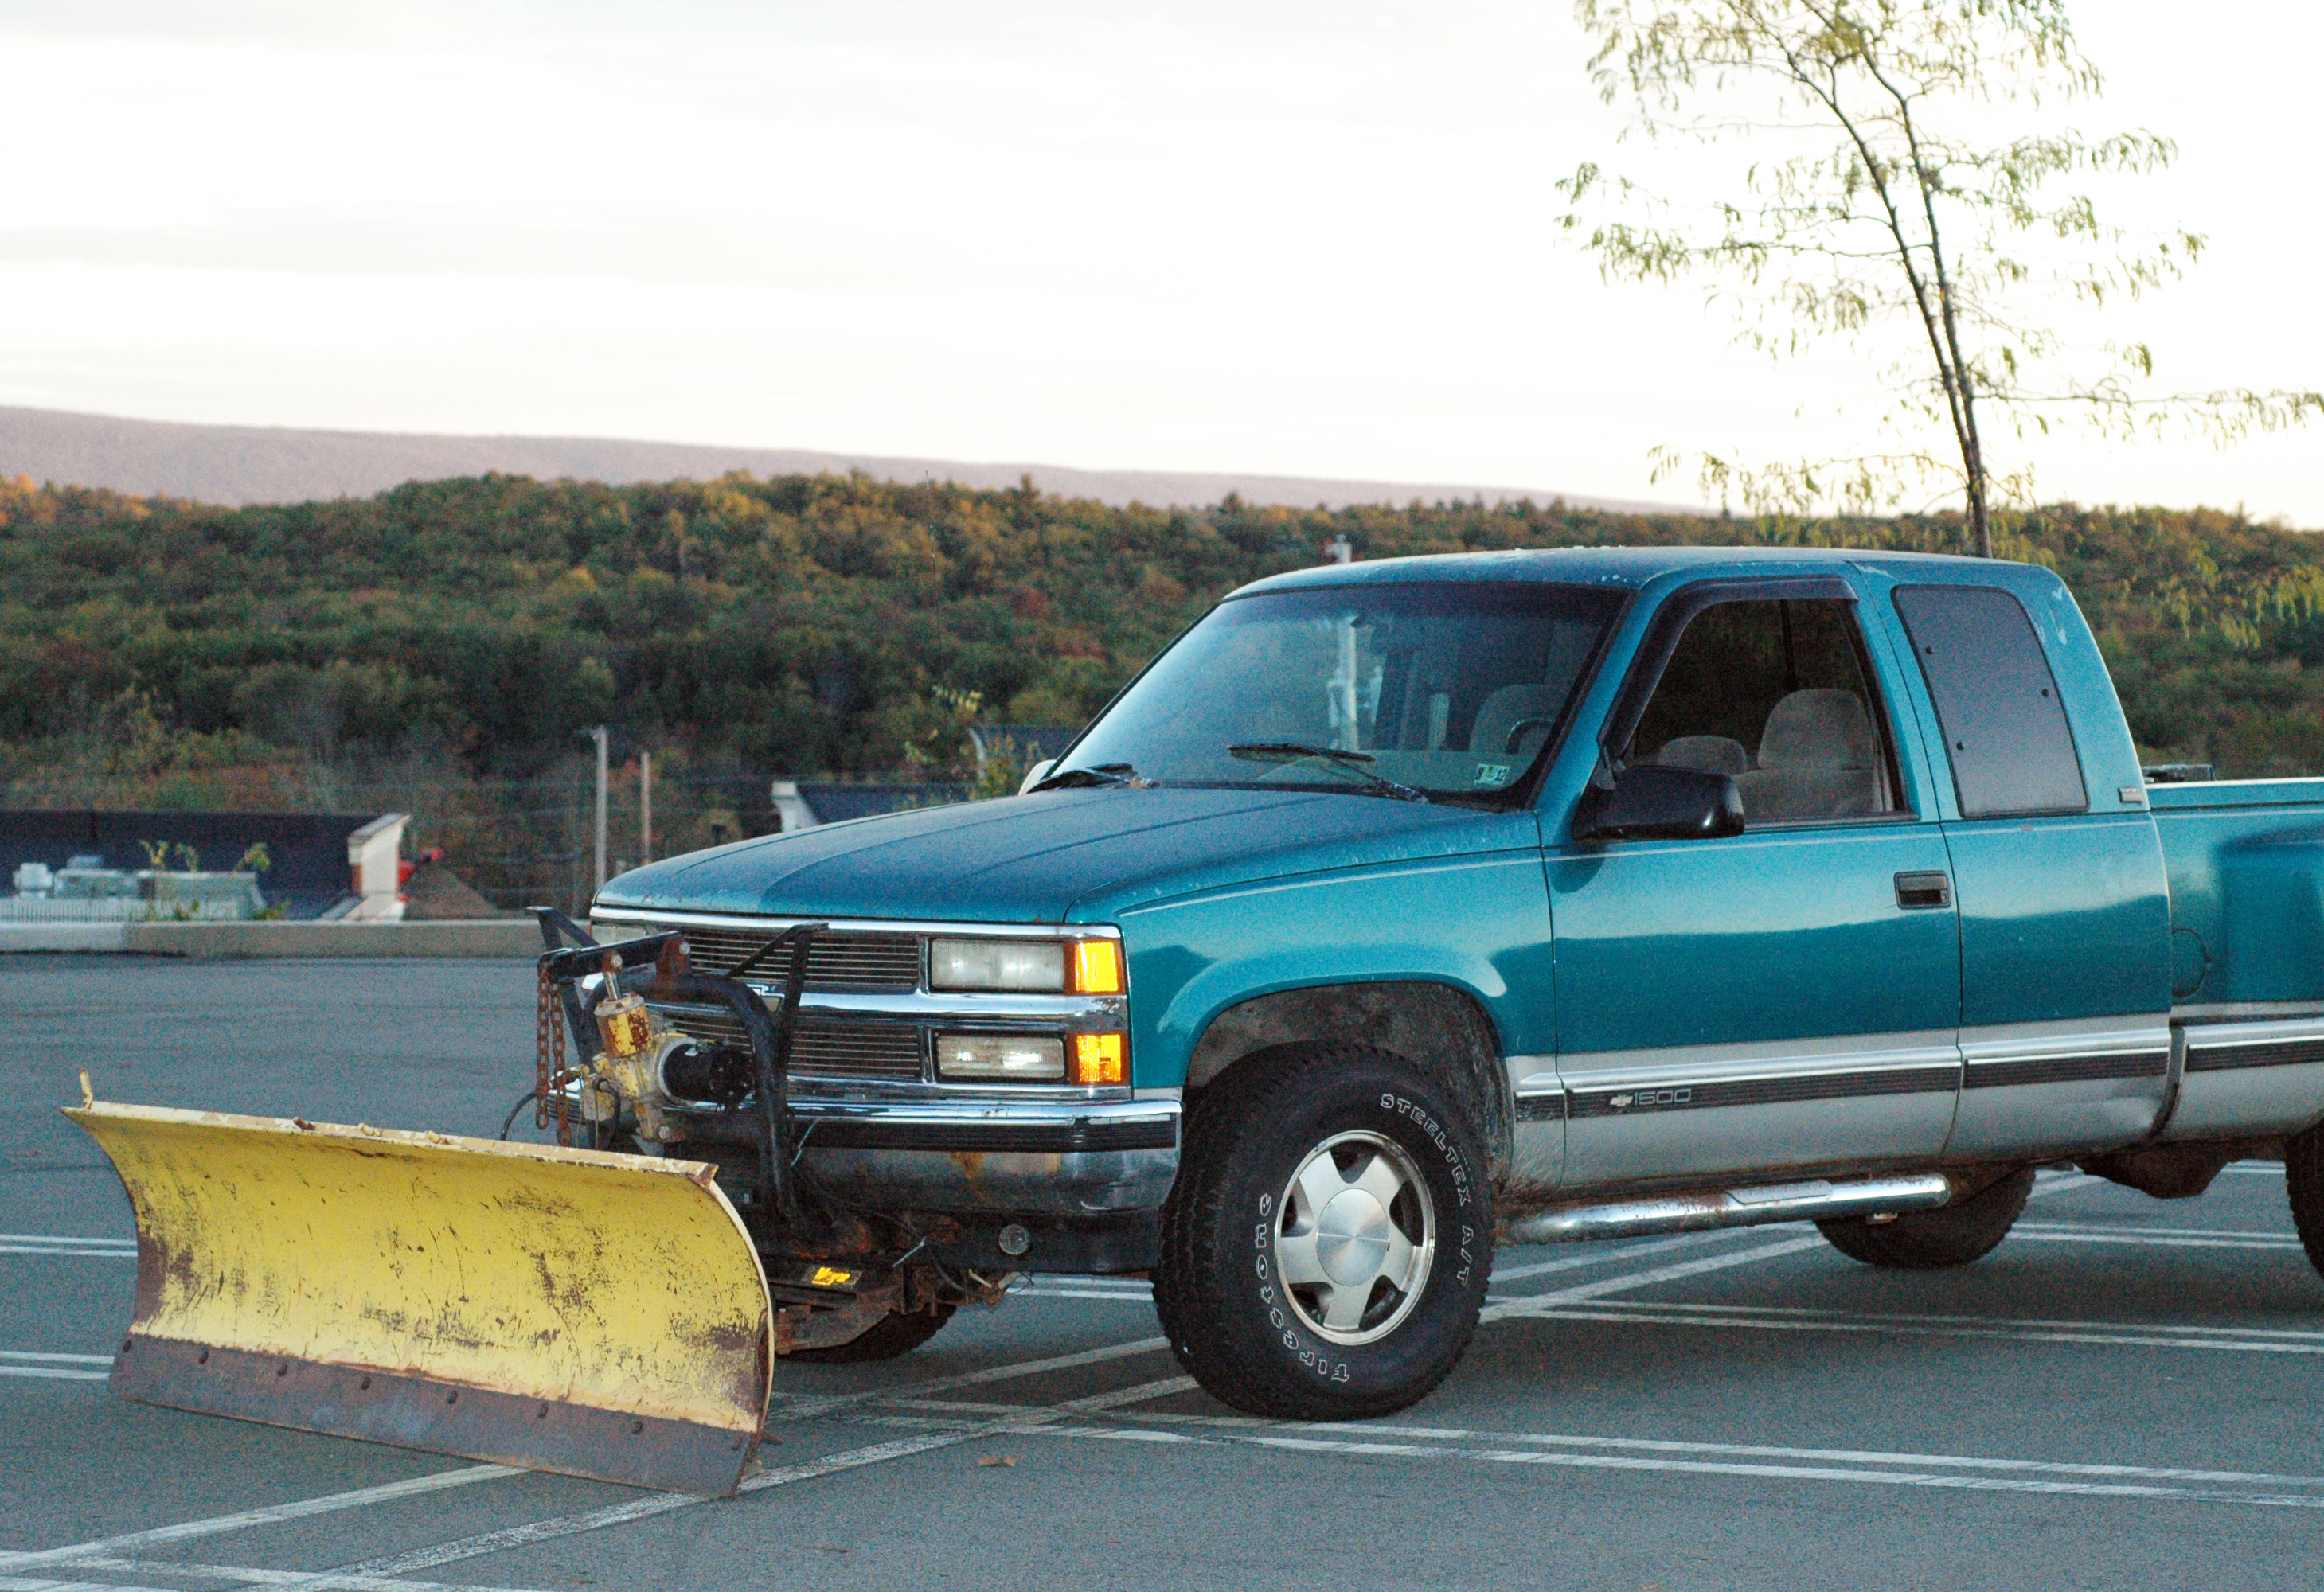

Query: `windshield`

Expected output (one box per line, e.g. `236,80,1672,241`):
1060,583,1623,800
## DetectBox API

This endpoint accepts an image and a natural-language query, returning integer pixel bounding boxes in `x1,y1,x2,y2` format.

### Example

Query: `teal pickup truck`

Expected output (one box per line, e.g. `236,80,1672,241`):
589,545,2324,1420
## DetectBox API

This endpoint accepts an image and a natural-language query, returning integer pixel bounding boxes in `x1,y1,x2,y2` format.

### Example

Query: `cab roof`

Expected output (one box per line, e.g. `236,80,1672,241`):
1232,543,2022,599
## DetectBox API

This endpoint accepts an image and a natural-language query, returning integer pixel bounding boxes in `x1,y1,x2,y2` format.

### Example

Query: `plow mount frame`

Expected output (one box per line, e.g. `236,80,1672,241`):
61,915,943,1494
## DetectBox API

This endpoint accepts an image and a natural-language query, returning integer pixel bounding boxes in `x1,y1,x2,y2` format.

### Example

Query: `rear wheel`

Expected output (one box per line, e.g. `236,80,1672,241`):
2286,1122,2324,1278
1155,1044,1491,1420
1816,1167,2034,1270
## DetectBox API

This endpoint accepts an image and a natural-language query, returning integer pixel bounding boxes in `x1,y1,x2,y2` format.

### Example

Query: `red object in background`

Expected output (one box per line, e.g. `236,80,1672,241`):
396,846,445,887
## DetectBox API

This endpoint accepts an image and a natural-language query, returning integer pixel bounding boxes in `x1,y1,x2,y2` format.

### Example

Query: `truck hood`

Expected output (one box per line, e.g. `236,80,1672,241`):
592,788,1541,924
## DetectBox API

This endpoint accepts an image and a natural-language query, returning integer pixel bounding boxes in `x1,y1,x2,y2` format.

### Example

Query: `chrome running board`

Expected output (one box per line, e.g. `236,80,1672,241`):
1504,1172,1954,1245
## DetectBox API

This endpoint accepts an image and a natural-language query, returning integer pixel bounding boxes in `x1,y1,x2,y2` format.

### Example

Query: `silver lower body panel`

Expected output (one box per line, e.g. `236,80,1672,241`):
2167,1014,2324,1140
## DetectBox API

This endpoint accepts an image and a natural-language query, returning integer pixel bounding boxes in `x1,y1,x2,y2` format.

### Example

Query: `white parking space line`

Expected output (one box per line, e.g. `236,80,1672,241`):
0,1349,111,1382
1447,1446,2324,1510
1486,1235,1828,1316
2029,1172,2099,1198
0,1468,521,1574
787,1393,2324,1514
1027,1290,1157,1301
769,1333,1170,1420
1509,1298,2324,1354
342,1375,1195,1580
1577,1298,2324,1343
1018,1277,1155,1301
2219,1163,2286,1178
1490,1228,1741,1283
2014,1223,2304,1251
4,1333,1175,1574
1313,1422,2324,1487
70,1559,546,1592
0,1234,136,1259
2022,1222,2298,1242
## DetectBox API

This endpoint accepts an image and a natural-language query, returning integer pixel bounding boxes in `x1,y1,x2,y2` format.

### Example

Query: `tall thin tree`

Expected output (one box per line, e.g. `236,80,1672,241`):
1559,0,2320,556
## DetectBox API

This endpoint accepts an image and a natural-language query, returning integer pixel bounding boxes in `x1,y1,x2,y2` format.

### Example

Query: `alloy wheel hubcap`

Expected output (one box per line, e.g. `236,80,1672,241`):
1273,1130,1435,1346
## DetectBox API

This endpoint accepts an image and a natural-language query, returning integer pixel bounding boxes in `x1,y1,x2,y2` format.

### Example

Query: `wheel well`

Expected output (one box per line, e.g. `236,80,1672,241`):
1184,981,1513,1182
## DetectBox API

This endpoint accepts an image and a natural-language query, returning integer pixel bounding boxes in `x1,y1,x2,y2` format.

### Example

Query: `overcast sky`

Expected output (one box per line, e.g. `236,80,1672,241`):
1,1,2315,522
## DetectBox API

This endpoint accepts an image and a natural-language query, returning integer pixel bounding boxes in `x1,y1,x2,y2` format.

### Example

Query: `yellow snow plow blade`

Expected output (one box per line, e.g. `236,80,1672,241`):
67,1101,773,1496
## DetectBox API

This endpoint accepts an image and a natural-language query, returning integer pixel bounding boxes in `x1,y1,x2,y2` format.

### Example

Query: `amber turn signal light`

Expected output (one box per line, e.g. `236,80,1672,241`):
1070,939,1124,994
1070,1032,1127,1085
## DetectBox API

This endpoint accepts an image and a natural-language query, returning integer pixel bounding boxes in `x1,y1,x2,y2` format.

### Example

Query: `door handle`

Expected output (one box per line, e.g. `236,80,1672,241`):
1894,871,1952,910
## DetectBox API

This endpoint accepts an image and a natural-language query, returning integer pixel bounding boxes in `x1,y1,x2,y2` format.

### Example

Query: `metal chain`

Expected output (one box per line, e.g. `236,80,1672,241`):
535,959,573,1145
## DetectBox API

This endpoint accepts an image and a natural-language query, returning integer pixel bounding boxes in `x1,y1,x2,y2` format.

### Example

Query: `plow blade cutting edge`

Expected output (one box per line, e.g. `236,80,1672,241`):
67,1102,774,1496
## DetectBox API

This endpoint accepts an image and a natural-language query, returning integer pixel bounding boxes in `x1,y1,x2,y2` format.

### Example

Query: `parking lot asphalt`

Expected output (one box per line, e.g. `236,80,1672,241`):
7,954,2324,1590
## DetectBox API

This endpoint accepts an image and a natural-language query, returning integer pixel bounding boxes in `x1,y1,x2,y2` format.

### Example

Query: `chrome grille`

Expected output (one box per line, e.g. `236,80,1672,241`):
648,1001,925,1081
666,927,920,992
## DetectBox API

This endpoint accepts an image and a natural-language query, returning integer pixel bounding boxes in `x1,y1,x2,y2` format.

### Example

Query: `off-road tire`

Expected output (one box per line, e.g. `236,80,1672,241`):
1816,1167,2035,1270
1154,1044,1493,1420
782,1303,954,1364
2286,1123,2324,1278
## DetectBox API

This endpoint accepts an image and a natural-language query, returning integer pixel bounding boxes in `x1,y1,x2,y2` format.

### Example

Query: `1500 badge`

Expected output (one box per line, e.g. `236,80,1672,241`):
1607,1087,1693,1110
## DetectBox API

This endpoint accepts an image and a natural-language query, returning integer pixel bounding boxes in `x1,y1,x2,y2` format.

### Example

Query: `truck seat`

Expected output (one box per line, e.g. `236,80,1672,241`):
1736,689,1878,821
1469,684,1562,759
1652,735,1749,775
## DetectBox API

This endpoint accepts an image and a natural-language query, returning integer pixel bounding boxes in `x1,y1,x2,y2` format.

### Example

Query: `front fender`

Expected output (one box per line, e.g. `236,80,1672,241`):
1118,850,1555,1089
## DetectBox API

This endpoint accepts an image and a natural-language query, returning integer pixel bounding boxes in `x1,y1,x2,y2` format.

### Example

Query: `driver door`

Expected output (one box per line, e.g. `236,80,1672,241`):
1545,579,1963,1190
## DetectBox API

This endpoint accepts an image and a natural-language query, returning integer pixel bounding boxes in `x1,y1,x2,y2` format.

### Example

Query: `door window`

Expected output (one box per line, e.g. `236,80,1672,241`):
1623,599,1901,825
1892,585,2087,818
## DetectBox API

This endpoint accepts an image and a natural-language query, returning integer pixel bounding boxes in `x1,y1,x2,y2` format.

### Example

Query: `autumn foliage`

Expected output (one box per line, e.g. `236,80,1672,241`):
2,469,2322,797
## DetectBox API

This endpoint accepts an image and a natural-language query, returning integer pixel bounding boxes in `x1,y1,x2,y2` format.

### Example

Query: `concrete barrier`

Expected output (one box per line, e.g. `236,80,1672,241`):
0,923,128,954
115,921,541,958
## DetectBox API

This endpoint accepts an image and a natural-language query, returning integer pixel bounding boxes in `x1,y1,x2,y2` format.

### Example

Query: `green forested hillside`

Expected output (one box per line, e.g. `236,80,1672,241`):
2,468,2322,899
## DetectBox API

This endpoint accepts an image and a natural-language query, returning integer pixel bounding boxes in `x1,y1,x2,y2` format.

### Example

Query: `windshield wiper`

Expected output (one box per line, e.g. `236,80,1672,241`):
1032,762,1139,791
1227,743,1428,802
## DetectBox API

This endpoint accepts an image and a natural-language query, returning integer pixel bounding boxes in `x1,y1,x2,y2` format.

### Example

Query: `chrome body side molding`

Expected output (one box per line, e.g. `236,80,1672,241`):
1549,1030,1959,1188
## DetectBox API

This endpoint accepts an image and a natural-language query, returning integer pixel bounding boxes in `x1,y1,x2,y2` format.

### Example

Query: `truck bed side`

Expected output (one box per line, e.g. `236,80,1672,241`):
2151,778,2324,1140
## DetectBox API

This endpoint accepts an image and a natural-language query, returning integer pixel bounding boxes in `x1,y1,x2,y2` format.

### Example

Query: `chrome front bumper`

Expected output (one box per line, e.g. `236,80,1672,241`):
787,1095,1180,1214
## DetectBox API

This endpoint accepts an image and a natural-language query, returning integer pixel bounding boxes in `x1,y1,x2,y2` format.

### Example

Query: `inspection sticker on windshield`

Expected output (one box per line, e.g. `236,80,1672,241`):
1472,763,1512,788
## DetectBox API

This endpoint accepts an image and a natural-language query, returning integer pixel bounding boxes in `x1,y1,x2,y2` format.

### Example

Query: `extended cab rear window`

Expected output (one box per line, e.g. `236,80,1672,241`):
1892,584,2088,818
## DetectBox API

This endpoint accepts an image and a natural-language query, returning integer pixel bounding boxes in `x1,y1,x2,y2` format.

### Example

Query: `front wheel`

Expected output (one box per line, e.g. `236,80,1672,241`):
1155,1045,1492,1420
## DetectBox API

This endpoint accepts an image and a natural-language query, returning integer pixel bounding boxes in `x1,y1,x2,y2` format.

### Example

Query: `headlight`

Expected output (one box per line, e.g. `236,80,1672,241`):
936,1033,1066,1081
928,936,1124,993
930,938,1066,992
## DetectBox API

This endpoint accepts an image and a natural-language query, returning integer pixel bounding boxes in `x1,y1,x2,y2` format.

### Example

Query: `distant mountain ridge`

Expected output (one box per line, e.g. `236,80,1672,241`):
0,403,1678,513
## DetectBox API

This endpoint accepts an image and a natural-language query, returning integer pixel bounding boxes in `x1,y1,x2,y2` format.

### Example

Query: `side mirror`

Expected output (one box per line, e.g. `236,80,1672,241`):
1575,763,1745,842
1018,759,1057,795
